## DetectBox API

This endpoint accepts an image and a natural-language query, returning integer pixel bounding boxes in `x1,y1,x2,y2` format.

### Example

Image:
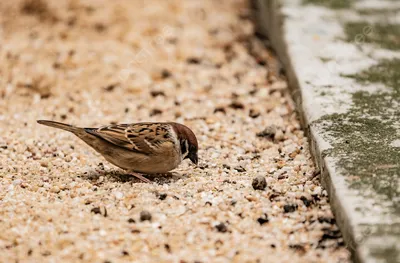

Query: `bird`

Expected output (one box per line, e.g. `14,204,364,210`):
37,120,198,183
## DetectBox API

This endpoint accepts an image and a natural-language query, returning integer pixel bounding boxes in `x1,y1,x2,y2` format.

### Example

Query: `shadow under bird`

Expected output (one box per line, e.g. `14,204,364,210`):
37,120,198,183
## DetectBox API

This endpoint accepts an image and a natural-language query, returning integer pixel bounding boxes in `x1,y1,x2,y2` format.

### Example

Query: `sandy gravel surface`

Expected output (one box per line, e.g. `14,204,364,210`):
0,0,350,262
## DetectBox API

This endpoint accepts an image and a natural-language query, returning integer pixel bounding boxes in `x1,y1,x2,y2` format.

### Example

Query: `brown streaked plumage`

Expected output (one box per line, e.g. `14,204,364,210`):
37,120,198,183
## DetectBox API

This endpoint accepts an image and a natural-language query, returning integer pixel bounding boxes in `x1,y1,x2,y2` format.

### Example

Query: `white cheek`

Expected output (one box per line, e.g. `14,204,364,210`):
181,140,189,160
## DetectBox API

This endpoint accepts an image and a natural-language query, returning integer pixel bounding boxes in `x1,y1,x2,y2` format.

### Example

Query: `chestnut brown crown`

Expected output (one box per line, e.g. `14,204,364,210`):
170,122,198,165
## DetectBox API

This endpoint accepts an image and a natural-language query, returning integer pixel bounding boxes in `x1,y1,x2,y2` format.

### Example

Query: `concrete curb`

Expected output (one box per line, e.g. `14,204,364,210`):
253,0,400,262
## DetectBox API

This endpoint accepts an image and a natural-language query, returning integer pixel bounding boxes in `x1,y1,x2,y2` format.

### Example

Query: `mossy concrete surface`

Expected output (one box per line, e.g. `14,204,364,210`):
302,0,353,9
254,0,400,262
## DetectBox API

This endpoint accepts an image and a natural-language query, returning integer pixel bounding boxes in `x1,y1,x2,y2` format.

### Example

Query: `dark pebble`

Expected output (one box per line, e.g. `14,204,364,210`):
269,193,280,201
222,164,231,169
91,207,101,214
256,125,277,138
249,109,260,118
164,243,172,253
161,69,172,79
289,244,306,253
234,165,246,172
318,217,336,224
252,175,267,190
321,232,340,241
150,108,162,116
199,164,208,169
42,251,51,256
215,222,228,233
187,57,201,64
257,214,269,225
300,196,312,207
312,194,321,202
104,84,117,92
140,210,152,221
94,23,107,32
158,193,167,200
229,101,244,109
223,179,236,184
283,204,297,213
150,90,165,97
214,107,226,114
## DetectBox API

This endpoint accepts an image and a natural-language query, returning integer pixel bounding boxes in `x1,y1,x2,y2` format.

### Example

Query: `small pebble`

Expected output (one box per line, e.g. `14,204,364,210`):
215,222,228,233
252,175,267,190
187,57,201,64
274,129,285,141
257,214,269,225
245,195,258,202
214,107,226,114
256,125,277,138
150,90,165,97
158,193,167,200
234,165,246,172
91,207,107,217
283,204,298,213
91,207,101,214
40,161,49,167
140,211,152,221
150,109,162,116
161,69,172,79
276,160,286,169
300,196,312,207
249,109,260,118
114,191,124,199
229,101,244,110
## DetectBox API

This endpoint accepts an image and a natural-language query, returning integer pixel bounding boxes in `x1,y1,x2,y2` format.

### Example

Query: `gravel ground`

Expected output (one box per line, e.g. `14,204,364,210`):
0,0,350,262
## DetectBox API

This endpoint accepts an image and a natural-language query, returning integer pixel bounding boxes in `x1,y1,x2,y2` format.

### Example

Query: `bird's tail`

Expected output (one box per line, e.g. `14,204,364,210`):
37,120,83,134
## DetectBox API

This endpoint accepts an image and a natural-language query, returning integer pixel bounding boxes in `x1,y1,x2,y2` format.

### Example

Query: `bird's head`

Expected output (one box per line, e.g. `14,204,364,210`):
171,123,198,165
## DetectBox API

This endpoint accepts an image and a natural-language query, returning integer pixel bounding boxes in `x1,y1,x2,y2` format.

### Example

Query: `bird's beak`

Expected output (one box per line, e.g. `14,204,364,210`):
189,152,198,165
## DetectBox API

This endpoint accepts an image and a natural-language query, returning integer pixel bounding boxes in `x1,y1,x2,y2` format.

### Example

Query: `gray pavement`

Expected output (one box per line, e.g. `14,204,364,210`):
254,0,400,262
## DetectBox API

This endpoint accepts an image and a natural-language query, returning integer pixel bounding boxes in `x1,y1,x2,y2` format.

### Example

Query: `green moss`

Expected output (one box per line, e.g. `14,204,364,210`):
344,22,400,50
371,246,399,262
344,59,400,90
319,57,332,63
358,223,400,261
357,8,400,16
302,0,353,9
315,59,400,215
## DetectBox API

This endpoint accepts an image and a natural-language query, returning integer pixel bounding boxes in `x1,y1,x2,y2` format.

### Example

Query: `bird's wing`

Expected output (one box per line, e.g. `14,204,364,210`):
84,123,172,155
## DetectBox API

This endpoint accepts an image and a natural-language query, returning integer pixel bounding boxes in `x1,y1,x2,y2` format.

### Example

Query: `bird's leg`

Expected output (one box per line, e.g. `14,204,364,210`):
127,171,152,183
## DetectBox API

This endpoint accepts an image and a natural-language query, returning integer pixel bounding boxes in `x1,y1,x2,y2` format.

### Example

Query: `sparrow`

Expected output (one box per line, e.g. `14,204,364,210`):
37,120,198,183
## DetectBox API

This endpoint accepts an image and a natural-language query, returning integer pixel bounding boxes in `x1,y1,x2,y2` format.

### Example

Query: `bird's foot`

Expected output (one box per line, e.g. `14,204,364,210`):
128,171,152,183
